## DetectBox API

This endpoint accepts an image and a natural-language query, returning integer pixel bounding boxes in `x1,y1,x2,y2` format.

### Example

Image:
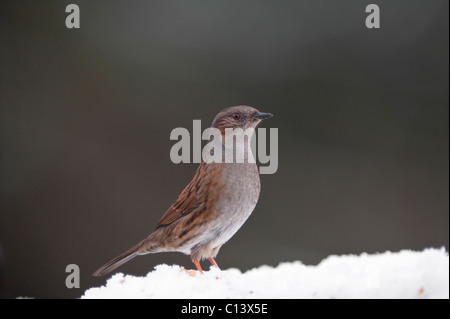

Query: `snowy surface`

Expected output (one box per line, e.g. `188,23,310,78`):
82,248,449,299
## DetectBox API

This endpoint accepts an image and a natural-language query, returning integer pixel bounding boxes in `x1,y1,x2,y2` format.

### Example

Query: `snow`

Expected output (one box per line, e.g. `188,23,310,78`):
82,248,449,299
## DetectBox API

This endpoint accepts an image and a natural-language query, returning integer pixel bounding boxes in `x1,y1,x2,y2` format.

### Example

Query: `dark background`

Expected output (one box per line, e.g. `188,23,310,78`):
0,1,448,298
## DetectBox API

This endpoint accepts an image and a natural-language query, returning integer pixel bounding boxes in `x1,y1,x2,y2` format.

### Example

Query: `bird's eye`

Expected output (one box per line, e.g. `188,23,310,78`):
232,113,241,120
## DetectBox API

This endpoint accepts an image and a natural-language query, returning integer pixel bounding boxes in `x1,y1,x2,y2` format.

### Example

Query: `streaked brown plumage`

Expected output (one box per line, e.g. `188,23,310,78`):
93,106,272,276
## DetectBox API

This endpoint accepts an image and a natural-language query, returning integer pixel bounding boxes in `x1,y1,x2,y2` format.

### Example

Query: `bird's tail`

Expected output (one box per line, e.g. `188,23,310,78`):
92,243,140,277
92,233,162,277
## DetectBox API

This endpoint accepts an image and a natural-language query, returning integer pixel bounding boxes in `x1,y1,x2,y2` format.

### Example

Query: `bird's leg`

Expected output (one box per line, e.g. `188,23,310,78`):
208,257,220,270
193,260,203,274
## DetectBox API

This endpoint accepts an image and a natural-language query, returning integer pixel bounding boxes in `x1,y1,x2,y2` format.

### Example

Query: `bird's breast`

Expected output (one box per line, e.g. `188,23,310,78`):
219,162,261,208
208,163,261,244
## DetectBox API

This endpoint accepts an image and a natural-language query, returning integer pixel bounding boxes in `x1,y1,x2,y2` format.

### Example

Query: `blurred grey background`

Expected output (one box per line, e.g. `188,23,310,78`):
0,1,448,298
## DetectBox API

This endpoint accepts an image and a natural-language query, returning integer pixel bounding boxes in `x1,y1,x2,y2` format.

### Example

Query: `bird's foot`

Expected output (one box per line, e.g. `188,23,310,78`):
208,257,220,270
180,259,204,276
180,268,198,277
181,259,221,277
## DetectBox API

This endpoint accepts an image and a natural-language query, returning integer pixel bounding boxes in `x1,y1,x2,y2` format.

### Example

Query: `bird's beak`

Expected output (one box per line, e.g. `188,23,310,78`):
254,112,273,120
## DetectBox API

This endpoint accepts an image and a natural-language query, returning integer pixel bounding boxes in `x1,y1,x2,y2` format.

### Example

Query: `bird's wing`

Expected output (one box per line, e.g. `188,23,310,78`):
156,162,220,229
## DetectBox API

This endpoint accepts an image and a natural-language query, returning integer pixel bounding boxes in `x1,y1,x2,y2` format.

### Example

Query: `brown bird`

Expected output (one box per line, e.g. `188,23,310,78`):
92,106,273,276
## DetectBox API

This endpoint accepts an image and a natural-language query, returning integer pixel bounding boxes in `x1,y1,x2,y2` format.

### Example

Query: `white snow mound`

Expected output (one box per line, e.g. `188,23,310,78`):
82,248,449,299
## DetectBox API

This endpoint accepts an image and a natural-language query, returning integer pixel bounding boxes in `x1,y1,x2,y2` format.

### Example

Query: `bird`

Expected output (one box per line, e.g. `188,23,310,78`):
92,105,273,276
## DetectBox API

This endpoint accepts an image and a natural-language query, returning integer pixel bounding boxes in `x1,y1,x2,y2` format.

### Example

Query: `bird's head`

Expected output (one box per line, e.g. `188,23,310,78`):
211,105,273,132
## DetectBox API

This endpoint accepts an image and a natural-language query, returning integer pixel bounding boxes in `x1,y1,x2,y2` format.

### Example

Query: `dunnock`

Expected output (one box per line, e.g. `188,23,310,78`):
93,106,273,276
